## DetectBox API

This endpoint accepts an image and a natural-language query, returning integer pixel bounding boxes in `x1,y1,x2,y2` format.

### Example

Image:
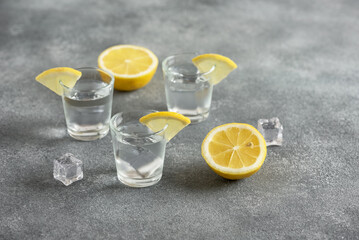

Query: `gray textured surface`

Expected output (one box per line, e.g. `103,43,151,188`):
1,0,359,239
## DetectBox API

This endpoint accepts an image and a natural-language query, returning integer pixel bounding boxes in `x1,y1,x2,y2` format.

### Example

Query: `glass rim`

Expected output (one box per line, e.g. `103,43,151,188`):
110,110,167,139
59,67,114,92
162,52,215,78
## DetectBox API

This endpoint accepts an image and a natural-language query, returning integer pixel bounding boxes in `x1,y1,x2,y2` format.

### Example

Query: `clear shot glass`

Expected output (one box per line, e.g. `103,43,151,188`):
61,67,114,141
162,53,213,124
110,111,167,188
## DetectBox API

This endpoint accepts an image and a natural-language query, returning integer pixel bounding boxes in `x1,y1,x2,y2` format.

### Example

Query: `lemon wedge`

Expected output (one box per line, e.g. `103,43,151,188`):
139,112,191,141
192,54,237,85
35,67,82,96
202,123,267,179
98,45,158,91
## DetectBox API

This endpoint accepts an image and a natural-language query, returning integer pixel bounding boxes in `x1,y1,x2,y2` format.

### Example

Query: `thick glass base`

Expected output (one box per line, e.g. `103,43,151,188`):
167,107,210,124
185,111,209,124
117,174,162,188
167,110,208,124
67,126,109,141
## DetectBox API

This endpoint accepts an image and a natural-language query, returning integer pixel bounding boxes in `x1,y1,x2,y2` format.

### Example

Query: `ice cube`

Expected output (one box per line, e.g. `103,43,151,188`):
53,153,83,186
119,146,162,178
257,117,283,146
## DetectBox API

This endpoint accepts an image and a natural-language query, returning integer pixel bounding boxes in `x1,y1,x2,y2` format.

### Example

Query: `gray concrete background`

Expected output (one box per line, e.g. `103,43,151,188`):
1,0,359,239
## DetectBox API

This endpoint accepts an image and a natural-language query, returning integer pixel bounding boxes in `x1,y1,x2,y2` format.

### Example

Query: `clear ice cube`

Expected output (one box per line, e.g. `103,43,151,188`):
257,117,283,146
53,153,83,186
119,146,162,178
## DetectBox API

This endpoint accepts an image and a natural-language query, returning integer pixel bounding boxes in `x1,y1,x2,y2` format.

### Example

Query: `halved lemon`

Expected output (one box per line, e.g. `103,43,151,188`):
202,123,267,180
98,45,158,91
139,112,191,141
192,54,237,85
35,67,81,96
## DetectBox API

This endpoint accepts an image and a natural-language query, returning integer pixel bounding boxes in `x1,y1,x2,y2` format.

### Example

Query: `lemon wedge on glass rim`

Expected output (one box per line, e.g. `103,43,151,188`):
192,54,237,85
202,123,267,180
139,112,191,141
35,67,81,96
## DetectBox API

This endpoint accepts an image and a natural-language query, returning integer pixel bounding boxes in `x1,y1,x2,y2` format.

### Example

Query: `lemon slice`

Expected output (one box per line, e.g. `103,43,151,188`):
201,123,267,180
139,112,191,141
192,54,237,85
98,45,158,91
35,67,82,96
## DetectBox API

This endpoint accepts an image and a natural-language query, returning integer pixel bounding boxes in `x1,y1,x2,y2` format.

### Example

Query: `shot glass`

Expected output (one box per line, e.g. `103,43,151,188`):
110,111,167,187
163,53,213,124
61,67,114,141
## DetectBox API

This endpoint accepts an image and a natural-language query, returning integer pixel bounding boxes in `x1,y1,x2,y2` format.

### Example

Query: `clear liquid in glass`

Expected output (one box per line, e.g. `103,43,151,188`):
112,123,166,187
165,63,213,123
62,80,112,140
